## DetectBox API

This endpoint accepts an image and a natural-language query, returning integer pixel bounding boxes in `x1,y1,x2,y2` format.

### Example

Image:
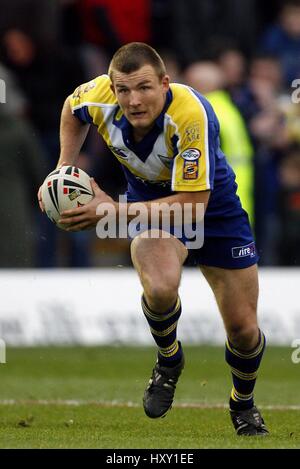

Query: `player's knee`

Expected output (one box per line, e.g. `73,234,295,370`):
130,235,149,262
130,235,142,254
227,323,259,351
144,277,179,313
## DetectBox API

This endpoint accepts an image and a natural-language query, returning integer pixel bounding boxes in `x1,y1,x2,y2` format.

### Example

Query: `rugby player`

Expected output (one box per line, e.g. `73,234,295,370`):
38,43,268,436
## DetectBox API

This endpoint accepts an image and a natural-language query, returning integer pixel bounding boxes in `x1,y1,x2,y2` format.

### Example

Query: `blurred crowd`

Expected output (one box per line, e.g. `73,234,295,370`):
0,0,300,268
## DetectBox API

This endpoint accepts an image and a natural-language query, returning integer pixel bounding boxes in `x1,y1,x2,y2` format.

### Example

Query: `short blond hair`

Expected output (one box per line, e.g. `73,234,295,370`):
108,42,166,81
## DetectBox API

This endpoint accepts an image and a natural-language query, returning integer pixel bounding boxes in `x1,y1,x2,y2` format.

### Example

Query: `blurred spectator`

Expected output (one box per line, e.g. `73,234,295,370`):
75,0,152,78
0,0,61,47
78,0,151,53
169,0,259,67
213,44,261,124
217,47,247,92
204,39,265,132
248,54,289,148
246,54,290,264
259,0,300,88
0,62,27,116
158,50,182,83
0,27,85,167
0,104,45,267
278,144,300,265
184,61,255,224
0,27,87,267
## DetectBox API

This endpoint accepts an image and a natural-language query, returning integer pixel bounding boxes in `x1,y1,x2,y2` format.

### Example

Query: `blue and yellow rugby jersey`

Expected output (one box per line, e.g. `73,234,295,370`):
70,75,246,237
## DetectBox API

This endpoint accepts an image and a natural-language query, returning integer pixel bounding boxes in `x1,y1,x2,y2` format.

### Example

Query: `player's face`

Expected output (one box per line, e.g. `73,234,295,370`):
111,65,170,139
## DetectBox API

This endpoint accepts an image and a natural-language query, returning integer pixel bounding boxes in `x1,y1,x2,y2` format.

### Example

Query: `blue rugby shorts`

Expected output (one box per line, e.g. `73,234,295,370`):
125,189,259,269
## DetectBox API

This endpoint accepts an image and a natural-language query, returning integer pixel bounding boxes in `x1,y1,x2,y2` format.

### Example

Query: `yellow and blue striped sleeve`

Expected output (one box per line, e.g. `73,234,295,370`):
168,85,213,192
69,75,116,126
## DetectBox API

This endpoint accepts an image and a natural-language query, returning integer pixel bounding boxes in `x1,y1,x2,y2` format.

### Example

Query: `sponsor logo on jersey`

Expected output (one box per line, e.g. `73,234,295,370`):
232,242,256,259
185,122,201,143
72,80,96,99
109,146,129,159
181,148,201,161
183,161,198,179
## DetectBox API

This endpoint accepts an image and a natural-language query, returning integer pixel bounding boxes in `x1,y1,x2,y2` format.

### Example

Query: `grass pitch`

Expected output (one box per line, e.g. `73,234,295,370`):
0,345,299,448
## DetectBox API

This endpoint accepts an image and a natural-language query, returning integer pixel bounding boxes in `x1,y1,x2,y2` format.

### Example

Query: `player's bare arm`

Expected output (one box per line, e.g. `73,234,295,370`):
58,178,210,231
56,96,90,168
37,96,90,211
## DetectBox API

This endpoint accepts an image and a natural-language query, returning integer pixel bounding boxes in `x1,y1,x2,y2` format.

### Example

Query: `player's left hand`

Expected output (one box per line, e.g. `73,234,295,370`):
58,178,116,231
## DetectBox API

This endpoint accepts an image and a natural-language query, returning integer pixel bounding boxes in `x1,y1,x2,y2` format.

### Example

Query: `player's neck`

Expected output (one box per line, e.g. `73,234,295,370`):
132,125,155,143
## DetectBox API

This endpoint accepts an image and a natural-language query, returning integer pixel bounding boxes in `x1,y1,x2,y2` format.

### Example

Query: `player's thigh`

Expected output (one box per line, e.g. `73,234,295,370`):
200,264,259,334
131,229,188,290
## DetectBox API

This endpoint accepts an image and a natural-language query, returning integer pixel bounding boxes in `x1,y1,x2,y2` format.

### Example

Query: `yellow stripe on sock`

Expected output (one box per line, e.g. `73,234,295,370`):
150,321,178,337
159,340,179,358
231,386,254,401
231,387,239,402
142,296,181,322
226,332,265,360
230,366,257,381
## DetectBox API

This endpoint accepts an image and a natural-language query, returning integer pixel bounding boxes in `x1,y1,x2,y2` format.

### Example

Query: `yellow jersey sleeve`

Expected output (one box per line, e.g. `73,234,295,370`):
69,75,117,126
169,84,212,192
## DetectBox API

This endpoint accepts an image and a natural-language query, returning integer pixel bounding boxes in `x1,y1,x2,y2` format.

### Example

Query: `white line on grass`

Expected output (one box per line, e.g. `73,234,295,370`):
0,399,300,411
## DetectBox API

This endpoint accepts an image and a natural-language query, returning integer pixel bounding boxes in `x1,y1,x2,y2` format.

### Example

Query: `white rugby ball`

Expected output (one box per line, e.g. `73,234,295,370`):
41,165,94,230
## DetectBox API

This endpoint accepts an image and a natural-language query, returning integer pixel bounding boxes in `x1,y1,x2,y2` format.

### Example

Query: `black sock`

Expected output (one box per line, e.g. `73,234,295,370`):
225,330,266,411
142,295,183,367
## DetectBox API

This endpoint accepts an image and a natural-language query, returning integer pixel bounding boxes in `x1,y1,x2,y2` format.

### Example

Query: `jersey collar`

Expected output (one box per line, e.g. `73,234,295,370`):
112,88,173,163
155,87,173,130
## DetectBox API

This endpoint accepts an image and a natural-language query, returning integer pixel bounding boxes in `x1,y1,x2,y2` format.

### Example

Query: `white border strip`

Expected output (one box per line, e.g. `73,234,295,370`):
72,101,118,111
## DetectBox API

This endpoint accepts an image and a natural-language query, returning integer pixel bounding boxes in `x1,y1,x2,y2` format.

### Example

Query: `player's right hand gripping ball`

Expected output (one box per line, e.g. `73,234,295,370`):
41,166,94,230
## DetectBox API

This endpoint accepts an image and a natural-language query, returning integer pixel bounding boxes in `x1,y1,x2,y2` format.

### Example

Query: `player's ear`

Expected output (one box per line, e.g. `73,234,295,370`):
110,84,116,95
162,75,170,91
